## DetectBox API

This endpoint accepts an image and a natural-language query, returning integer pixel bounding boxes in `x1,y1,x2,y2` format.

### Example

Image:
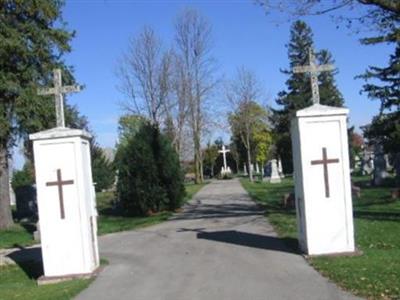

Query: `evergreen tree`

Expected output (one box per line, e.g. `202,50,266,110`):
116,122,185,216
272,20,344,174
0,1,74,229
91,144,115,192
360,43,400,169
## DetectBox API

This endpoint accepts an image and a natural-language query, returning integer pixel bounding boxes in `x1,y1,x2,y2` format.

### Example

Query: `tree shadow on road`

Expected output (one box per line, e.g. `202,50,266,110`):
195,230,299,254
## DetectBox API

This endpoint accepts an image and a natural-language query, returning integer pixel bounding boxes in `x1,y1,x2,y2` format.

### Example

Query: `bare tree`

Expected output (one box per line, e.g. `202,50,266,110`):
117,26,172,125
227,67,266,182
174,8,217,183
163,52,189,155
256,0,399,43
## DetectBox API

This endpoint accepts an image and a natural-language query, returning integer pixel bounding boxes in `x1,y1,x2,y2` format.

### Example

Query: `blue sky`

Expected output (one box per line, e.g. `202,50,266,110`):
15,0,395,168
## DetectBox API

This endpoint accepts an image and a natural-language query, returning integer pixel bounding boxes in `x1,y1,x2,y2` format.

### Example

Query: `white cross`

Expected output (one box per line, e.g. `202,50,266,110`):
218,145,230,172
293,48,334,105
37,69,81,128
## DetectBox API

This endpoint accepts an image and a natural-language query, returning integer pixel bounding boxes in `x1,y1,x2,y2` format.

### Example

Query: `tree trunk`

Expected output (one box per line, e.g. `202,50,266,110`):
235,159,239,175
0,144,14,229
193,134,202,184
247,147,253,182
261,161,264,177
200,157,204,182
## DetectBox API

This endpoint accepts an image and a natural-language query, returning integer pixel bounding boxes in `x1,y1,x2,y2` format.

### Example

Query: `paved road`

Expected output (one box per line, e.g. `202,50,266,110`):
76,179,361,300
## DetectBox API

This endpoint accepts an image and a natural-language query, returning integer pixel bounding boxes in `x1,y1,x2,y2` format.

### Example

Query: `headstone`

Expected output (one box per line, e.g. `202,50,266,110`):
15,185,37,219
373,144,389,186
34,221,41,241
263,160,272,180
291,51,355,256
269,159,281,183
31,69,99,283
282,193,295,209
384,154,393,172
354,155,361,173
278,158,285,178
361,150,374,175
262,160,281,184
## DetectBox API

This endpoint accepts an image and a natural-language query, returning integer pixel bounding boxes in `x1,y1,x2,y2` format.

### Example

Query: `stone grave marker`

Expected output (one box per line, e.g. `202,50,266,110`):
373,144,389,186
262,159,281,184
361,150,374,175
269,159,281,184
15,185,37,219
278,158,284,178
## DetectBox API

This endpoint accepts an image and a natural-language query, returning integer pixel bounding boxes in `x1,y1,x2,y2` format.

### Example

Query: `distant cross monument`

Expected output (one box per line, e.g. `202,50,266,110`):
310,147,339,198
37,69,81,128
45,169,74,219
293,48,334,105
219,145,230,173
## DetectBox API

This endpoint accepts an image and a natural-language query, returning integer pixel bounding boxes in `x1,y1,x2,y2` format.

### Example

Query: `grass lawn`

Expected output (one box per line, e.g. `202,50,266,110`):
0,224,36,249
0,261,91,300
241,177,400,300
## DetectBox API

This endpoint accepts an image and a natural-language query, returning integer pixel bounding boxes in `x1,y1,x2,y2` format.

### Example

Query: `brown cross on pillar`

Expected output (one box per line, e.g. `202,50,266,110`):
311,147,339,198
46,169,74,219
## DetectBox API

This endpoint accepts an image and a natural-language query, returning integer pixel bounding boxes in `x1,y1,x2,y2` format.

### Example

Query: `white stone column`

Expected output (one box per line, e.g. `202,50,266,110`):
30,127,99,281
291,104,355,255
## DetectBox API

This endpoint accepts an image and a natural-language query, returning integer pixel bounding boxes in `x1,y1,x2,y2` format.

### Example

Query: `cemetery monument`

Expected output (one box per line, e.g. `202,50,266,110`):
291,48,355,255
219,145,231,175
30,69,99,283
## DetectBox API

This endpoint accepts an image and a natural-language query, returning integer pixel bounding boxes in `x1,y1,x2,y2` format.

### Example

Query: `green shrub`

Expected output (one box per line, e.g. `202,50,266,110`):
116,122,185,216
91,144,115,192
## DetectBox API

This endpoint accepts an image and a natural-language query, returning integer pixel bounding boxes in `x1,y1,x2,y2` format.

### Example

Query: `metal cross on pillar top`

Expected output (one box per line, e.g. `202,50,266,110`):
293,48,334,105
37,69,81,128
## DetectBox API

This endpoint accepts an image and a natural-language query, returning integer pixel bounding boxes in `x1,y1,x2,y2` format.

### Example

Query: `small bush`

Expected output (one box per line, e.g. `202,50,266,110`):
116,122,185,216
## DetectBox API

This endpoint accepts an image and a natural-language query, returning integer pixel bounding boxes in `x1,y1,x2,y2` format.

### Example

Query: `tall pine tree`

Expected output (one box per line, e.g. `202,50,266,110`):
272,20,344,174
360,43,400,166
0,1,74,229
